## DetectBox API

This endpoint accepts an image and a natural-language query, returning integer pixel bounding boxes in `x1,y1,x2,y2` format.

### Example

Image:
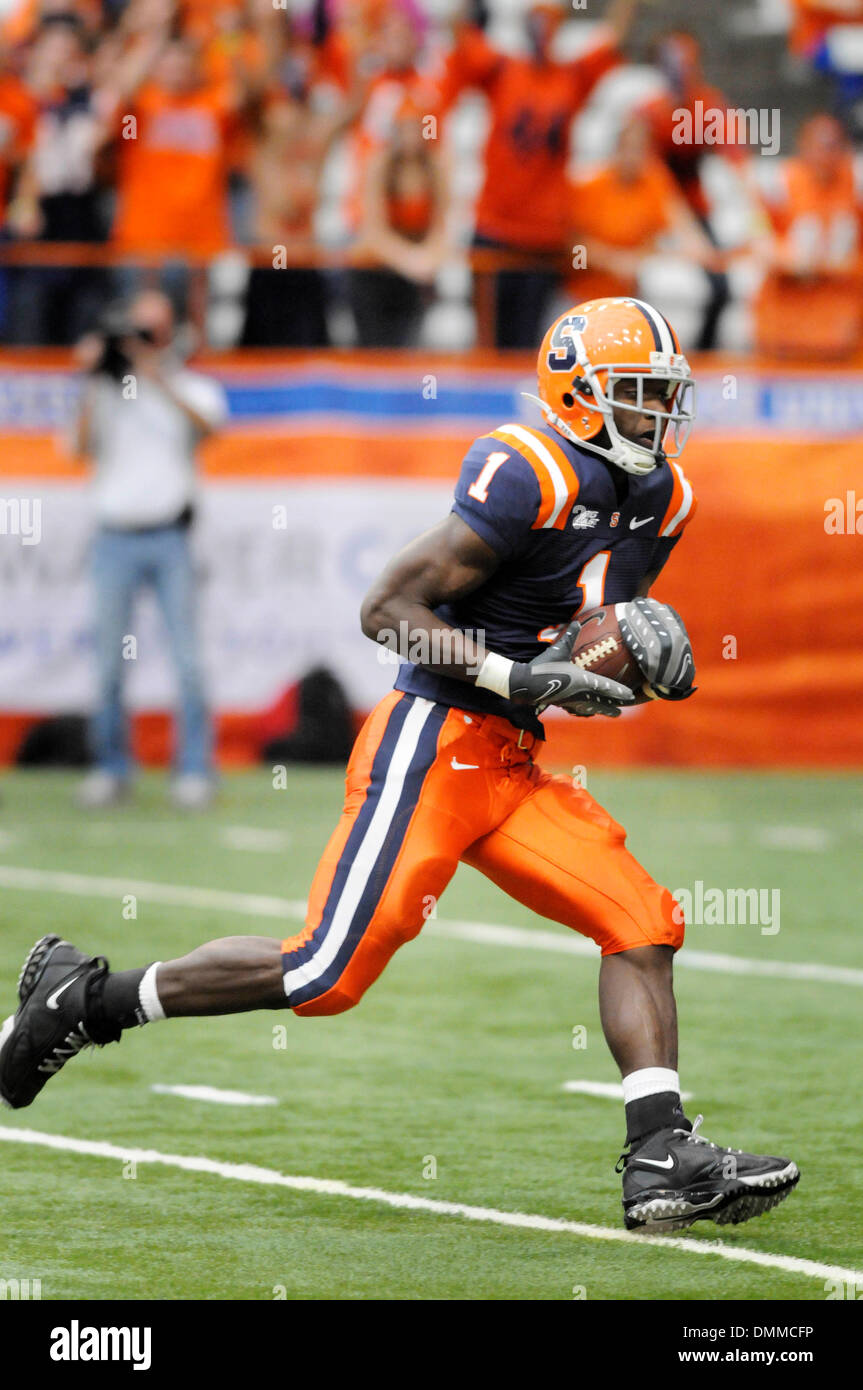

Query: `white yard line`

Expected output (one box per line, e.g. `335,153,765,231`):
150,1084,277,1107
757,827,832,853
218,827,292,853
0,864,306,921
0,1125,854,1287
1,864,861,988
80,823,291,853
429,917,863,988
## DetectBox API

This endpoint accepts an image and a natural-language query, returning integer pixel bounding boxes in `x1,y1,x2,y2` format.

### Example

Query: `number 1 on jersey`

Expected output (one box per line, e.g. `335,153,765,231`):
575,550,610,615
468,451,509,503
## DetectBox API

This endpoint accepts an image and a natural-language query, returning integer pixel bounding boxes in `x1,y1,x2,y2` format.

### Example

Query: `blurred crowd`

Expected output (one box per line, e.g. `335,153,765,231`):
0,0,861,353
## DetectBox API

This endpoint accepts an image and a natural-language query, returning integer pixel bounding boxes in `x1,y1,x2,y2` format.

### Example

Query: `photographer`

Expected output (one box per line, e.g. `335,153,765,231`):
72,290,228,809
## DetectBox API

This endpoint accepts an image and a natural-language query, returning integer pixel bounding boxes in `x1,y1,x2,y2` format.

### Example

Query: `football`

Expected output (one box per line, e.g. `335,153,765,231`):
569,604,645,693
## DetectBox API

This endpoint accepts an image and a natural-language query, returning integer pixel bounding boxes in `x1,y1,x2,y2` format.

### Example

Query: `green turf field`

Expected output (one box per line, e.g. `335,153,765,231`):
1,767,861,1301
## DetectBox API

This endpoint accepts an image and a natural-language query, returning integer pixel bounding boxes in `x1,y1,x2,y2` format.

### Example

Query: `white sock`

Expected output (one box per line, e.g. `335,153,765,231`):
621,1067,680,1105
138,962,166,1023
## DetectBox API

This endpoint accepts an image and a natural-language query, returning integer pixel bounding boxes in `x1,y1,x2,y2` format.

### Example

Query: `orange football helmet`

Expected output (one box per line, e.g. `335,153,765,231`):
526,297,696,476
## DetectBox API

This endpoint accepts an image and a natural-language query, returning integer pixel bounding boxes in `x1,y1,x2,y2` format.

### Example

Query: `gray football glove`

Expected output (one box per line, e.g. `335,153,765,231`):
616,596,696,701
509,621,636,718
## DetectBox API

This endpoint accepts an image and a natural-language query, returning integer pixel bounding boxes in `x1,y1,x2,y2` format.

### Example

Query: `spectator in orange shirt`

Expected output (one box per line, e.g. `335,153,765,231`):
348,95,451,346
755,113,863,357
194,0,291,245
110,34,239,258
340,2,443,239
441,0,643,348
639,28,749,349
567,114,722,308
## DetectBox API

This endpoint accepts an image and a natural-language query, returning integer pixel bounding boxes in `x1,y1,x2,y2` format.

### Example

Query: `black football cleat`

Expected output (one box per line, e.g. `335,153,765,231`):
619,1115,800,1233
0,935,120,1110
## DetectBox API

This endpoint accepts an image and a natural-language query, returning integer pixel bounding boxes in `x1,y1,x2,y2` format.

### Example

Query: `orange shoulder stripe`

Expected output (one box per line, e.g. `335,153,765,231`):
489,423,579,529
660,461,697,538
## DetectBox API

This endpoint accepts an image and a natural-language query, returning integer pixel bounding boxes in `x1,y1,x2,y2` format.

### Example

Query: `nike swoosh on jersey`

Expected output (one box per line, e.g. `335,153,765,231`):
451,757,480,771
46,974,85,1011
629,516,655,530
634,1154,675,1170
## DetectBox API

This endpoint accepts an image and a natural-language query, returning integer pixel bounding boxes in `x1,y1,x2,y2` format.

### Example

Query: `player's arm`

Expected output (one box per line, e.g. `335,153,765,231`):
604,0,643,48
439,0,502,107
360,513,634,714
360,512,498,681
571,0,642,97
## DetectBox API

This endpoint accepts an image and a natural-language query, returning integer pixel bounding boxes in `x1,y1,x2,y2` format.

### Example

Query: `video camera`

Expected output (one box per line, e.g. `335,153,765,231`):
91,304,156,382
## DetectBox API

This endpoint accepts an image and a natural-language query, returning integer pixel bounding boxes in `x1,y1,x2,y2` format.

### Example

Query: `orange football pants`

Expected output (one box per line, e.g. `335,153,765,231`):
281,692,683,1015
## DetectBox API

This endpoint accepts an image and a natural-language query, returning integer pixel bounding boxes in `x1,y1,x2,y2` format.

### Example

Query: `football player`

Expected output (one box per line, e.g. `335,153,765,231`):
0,297,799,1233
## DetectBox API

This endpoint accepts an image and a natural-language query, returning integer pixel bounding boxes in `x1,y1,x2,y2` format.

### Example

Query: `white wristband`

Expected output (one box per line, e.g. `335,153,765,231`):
475,652,514,699
138,962,166,1023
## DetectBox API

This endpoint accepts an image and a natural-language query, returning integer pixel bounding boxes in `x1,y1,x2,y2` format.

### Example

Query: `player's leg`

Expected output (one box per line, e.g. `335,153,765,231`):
466,770,681,1054
0,694,488,1108
136,937,286,1014
464,771,799,1231
0,933,290,1111
598,943,677,1071
279,694,486,1015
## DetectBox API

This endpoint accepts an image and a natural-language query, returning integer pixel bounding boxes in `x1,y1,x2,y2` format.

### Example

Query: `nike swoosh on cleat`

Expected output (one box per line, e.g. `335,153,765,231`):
46,974,85,1011
451,757,480,771
629,516,654,530
634,1154,675,1169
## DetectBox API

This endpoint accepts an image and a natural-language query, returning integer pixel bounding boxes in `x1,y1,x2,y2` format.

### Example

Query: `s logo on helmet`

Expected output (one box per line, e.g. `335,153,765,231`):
546,314,587,372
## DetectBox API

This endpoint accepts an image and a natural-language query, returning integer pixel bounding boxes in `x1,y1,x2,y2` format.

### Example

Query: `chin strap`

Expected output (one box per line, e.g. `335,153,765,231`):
520,393,657,476
520,392,579,444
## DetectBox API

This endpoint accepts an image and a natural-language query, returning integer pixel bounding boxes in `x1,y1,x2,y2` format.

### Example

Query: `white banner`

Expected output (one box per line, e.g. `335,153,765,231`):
0,479,453,712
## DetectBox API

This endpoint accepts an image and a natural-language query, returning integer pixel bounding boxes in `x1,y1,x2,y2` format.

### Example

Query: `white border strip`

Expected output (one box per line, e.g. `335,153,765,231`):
1,865,861,988
0,1126,853,1286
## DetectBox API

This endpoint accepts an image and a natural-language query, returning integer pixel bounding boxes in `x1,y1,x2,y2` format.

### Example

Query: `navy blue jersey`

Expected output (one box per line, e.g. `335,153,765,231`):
395,419,697,735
